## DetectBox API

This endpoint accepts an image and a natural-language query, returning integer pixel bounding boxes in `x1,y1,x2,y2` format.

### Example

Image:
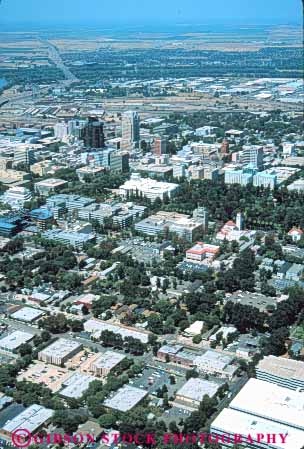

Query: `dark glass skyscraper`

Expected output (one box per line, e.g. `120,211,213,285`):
82,116,105,148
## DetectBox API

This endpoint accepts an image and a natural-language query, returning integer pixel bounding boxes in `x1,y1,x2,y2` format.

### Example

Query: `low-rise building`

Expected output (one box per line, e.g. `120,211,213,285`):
1,404,53,437
60,372,96,399
34,178,68,196
43,229,96,249
0,331,34,354
38,338,82,366
186,242,220,262
288,227,303,242
90,351,126,376
175,378,221,411
84,319,150,344
193,350,237,380
119,173,179,202
10,307,45,323
104,385,148,412
135,211,205,242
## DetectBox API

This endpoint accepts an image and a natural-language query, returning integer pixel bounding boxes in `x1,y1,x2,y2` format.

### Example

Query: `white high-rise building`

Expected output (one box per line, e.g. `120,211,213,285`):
54,122,68,140
236,212,243,231
121,111,140,150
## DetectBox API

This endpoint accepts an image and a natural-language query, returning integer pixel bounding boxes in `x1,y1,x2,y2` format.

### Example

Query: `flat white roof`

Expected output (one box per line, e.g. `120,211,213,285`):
104,385,148,412
177,378,220,401
230,378,304,430
11,307,45,322
39,338,82,359
211,408,304,449
84,319,150,344
60,372,96,399
257,355,304,381
92,351,126,370
2,404,53,433
193,350,233,370
0,331,33,350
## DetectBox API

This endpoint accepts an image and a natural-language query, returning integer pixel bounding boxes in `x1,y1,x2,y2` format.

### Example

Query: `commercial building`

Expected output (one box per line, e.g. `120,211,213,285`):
29,208,53,230
156,345,198,367
90,351,126,377
1,404,53,437
13,148,36,166
241,145,264,170
193,350,237,380
211,407,304,449
0,169,31,187
153,136,167,156
30,160,53,177
253,170,277,189
54,122,68,140
38,338,82,366
46,194,95,217
1,187,32,209
82,116,105,148
120,173,179,202
104,385,148,412
0,331,34,354
121,111,140,151
229,378,304,431
256,355,304,391
193,207,208,232
34,178,68,196
60,372,96,399
186,242,220,262
0,215,23,237
43,229,96,249
135,210,205,242
76,166,105,182
75,293,98,310
175,378,221,411
11,307,45,323
224,168,255,186
84,319,150,344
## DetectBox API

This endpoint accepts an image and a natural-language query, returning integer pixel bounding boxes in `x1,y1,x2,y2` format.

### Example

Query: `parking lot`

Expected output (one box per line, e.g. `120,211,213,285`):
130,366,185,397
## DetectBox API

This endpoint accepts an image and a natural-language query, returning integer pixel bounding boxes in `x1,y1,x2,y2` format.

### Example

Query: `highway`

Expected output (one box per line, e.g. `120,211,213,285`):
0,38,78,109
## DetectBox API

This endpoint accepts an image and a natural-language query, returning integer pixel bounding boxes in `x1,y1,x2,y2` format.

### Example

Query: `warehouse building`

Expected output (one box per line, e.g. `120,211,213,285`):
256,355,304,391
211,378,304,449
90,351,126,377
0,331,34,354
38,338,82,366
10,307,45,323
60,372,96,399
211,407,304,449
1,404,53,437
175,378,221,411
229,378,304,431
104,385,148,412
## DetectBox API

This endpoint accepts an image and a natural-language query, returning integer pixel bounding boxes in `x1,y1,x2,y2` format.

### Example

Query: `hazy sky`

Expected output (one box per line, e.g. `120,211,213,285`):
0,0,302,25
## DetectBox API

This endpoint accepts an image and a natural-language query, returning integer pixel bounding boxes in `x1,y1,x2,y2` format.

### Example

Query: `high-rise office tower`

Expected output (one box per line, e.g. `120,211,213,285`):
241,145,264,170
14,148,35,166
236,212,244,231
82,117,105,149
193,206,209,232
121,111,140,150
154,136,167,156
54,122,68,140
221,139,230,156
